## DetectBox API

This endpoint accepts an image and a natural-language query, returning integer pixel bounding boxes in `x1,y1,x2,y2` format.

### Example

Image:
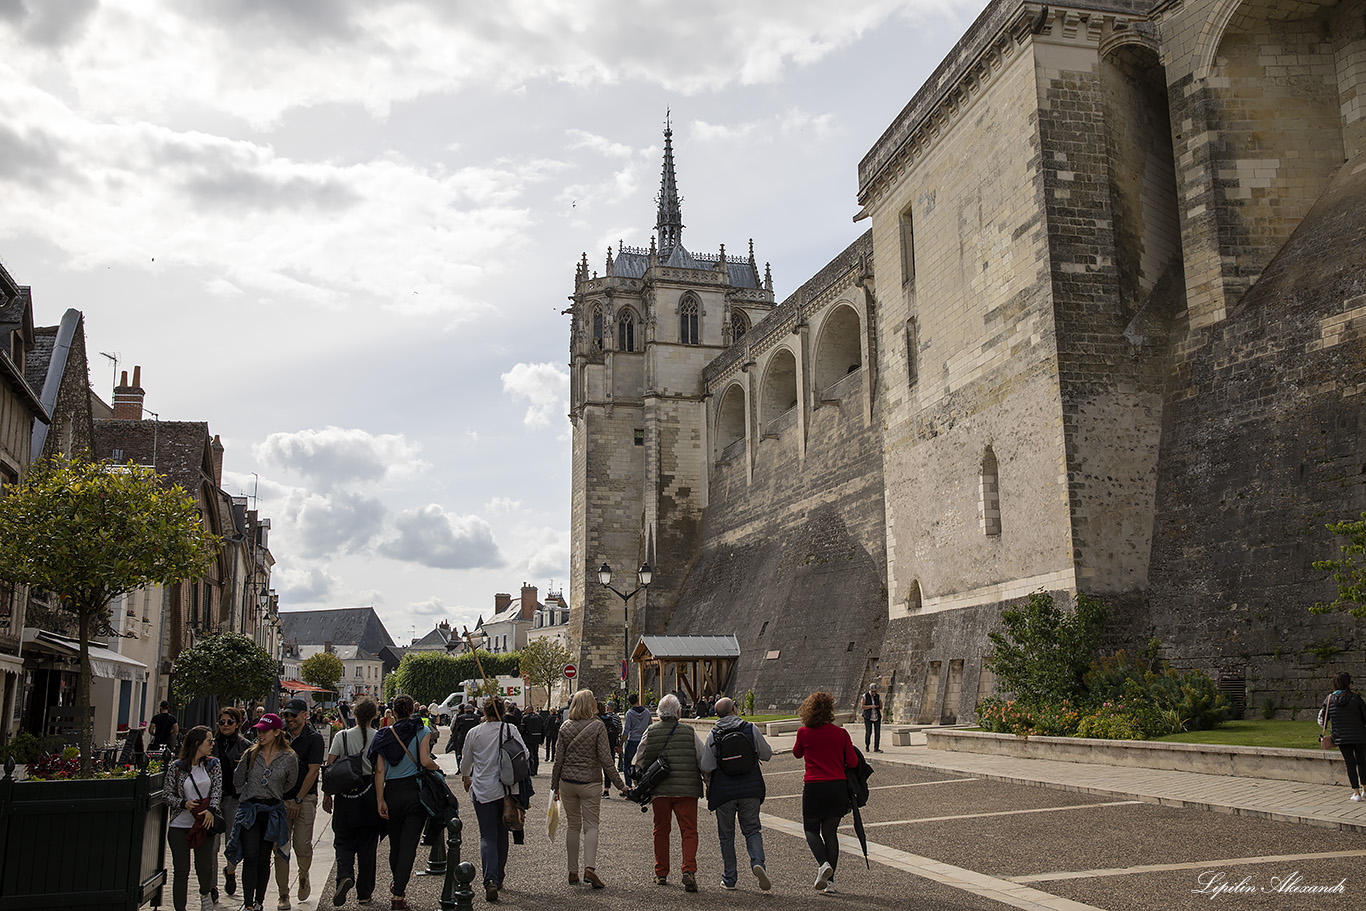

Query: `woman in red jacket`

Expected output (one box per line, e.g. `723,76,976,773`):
792,691,857,894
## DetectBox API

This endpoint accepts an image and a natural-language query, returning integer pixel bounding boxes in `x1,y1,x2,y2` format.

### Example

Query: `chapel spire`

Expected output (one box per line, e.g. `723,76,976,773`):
655,111,684,259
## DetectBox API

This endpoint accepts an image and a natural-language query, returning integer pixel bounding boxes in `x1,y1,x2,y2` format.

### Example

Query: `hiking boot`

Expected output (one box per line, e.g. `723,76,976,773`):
683,872,698,893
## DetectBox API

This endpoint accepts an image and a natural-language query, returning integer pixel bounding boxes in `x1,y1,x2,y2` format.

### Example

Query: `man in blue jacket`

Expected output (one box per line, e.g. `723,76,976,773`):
700,697,773,892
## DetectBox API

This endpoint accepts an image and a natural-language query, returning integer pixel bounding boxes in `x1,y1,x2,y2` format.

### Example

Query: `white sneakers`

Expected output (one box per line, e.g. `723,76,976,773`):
1351,792,1363,802
813,862,834,890
199,893,215,911
753,864,771,891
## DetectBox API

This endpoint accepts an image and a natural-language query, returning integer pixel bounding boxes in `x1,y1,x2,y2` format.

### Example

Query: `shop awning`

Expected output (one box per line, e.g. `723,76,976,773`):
22,629,148,681
280,680,335,693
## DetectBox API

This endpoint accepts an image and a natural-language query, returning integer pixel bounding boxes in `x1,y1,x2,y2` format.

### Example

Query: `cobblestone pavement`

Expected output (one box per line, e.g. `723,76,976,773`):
182,726,1366,911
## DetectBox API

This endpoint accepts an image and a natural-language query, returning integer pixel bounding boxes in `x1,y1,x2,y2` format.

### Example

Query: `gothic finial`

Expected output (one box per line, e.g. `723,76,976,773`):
718,243,726,262
605,246,614,274
656,117,683,259
764,262,772,292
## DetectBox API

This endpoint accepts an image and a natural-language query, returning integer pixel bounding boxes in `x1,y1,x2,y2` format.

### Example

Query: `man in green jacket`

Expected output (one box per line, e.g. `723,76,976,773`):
634,693,707,891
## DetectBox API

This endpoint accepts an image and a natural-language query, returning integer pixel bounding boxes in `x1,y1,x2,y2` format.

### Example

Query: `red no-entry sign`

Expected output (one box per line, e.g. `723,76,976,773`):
563,664,577,679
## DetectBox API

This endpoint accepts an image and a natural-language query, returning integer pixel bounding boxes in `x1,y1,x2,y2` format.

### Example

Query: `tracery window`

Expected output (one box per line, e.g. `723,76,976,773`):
591,305,604,350
730,310,748,343
679,297,699,345
618,309,637,352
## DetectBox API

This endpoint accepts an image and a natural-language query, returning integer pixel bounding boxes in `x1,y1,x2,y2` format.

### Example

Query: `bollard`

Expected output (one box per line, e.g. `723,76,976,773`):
439,818,475,911
417,816,448,876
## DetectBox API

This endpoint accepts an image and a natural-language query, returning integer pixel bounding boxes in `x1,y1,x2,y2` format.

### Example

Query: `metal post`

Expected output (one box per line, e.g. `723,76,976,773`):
417,817,447,876
439,817,475,911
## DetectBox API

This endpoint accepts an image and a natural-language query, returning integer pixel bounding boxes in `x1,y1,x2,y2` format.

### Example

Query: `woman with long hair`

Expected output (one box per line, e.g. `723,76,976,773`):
213,706,248,899
370,694,440,911
323,696,384,906
166,725,222,911
1324,671,1366,801
227,713,298,911
792,692,857,895
460,697,530,902
550,689,626,888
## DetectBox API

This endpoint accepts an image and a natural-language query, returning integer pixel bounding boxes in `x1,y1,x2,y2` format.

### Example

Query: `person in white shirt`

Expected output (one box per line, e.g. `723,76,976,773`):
460,697,529,903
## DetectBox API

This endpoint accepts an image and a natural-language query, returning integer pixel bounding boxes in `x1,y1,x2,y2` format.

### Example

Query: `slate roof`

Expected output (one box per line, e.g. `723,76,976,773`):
93,420,213,497
410,626,452,649
279,607,396,656
634,635,740,659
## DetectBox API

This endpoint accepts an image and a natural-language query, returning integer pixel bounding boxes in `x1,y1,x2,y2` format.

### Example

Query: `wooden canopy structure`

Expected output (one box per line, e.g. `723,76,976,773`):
631,635,740,703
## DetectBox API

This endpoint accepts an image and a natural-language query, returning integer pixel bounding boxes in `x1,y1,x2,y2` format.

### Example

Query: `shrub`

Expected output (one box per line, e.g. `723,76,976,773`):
987,591,1108,705
1083,641,1229,736
0,731,61,765
1077,703,1146,740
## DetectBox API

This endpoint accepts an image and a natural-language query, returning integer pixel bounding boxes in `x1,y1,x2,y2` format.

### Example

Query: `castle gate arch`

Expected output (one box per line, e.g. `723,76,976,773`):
715,382,747,460
758,346,799,432
813,302,863,394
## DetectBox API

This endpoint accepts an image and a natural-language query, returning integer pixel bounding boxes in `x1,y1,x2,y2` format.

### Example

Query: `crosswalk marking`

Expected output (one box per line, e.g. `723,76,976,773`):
767,777,979,798
1011,848,1366,883
842,800,1140,829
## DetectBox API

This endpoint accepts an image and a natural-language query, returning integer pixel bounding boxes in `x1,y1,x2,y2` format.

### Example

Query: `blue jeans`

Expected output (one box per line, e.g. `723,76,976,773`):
715,797,765,886
472,798,509,888
623,739,640,787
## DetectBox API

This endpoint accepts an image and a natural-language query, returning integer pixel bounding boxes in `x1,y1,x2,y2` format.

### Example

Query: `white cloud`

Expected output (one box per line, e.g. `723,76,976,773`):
521,527,571,579
378,504,504,570
693,108,841,145
290,490,386,559
274,565,343,604
501,362,569,427
485,497,523,514
255,427,427,487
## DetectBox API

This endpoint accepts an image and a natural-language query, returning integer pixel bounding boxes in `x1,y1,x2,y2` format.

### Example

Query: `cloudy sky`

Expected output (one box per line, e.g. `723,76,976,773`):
0,0,984,644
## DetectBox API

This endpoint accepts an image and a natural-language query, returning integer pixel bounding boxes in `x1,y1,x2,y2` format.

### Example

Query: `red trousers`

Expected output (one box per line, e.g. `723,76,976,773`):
651,796,699,876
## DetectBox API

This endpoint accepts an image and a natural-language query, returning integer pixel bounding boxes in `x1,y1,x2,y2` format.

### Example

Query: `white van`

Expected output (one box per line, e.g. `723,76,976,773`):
436,691,466,723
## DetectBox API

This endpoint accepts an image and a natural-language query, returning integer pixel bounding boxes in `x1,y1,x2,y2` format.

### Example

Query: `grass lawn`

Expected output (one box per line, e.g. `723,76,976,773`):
738,714,796,723
1154,719,1325,750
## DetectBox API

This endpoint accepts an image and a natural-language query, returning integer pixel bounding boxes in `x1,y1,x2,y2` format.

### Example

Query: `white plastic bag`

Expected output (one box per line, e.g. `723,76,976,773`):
546,792,560,842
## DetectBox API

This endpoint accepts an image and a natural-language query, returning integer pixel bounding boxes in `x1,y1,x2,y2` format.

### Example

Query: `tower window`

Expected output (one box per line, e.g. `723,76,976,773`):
618,309,637,352
905,317,918,388
730,310,748,344
980,447,1002,537
634,429,644,446
591,306,604,350
680,298,699,345
899,206,915,287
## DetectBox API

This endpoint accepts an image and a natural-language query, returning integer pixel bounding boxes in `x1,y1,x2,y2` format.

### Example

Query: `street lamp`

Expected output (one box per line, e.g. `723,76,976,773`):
598,562,652,698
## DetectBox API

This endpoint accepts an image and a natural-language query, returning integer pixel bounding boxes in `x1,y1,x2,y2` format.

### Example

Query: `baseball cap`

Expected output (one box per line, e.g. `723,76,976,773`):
252,713,284,732
282,698,309,716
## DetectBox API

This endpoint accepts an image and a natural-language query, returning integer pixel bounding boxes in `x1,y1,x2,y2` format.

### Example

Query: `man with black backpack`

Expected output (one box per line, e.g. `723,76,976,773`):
520,707,545,775
446,704,480,757
700,697,773,892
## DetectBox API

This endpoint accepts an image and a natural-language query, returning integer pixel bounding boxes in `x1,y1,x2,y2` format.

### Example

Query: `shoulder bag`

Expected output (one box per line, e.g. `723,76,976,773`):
322,727,367,795
1320,694,1335,750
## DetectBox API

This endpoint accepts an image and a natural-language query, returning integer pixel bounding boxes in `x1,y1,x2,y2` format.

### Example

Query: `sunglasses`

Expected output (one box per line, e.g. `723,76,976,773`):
281,712,299,718
218,719,235,726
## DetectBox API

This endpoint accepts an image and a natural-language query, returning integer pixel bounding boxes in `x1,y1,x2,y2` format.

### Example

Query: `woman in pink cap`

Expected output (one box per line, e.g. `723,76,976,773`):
226,713,298,911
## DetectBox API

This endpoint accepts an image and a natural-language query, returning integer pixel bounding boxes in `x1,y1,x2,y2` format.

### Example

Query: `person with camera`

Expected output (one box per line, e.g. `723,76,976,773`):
322,696,382,907
166,725,222,911
633,694,706,892
550,689,626,889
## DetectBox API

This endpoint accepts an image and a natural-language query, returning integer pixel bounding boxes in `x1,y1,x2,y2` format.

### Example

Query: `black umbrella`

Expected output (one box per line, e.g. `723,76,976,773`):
846,746,873,868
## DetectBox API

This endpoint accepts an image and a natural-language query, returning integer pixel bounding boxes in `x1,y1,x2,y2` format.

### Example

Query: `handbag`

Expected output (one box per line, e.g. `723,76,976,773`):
183,764,226,847
396,734,459,825
323,728,367,795
502,793,525,831
1320,694,1335,750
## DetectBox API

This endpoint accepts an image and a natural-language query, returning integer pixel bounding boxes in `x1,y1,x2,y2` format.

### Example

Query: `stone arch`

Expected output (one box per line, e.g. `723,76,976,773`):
813,303,863,393
907,579,923,613
759,346,799,428
715,382,747,458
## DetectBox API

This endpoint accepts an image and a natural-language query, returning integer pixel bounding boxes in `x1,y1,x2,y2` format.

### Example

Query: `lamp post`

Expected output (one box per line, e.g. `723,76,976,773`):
598,562,652,699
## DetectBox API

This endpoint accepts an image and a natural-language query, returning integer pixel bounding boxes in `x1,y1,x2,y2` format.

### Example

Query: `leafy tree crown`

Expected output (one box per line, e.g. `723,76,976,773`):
173,633,277,705
301,651,344,691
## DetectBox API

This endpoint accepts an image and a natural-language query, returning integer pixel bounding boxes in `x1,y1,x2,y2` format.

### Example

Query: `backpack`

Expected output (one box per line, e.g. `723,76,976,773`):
714,722,758,777
498,722,530,786
522,713,544,737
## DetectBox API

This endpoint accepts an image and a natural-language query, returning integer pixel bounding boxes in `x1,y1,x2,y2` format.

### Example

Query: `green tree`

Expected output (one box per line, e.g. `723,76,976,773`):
987,590,1109,704
520,638,572,710
392,651,466,706
0,458,218,773
301,651,344,696
1311,513,1366,617
172,633,276,706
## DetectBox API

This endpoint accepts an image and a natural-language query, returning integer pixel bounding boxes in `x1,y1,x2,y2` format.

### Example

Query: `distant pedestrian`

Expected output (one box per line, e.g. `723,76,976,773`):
213,707,248,900
371,694,439,911
598,700,622,797
151,701,179,754
322,696,383,907
520,706,545,775
1322,671,1366,801
700,698,772,892
446,703,480,756
793,691,857,894
621,693,651,788
227,713,298,911
166,725,222,911
633,694,706,892
276,699,325,909
545,708,561,760
551,689,626,888
460,697,529,903
860,683,883,753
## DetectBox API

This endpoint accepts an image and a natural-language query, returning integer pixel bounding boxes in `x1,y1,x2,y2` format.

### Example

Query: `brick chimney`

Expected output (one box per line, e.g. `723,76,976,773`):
210,434,224,486
494,593,512,614
520,583,538,620
112,366,145,420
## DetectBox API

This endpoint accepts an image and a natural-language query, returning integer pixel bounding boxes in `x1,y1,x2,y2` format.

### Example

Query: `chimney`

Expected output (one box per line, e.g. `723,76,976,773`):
520,583,538,620
324,640,332,653
210,434,225,486
494,593,512,613
112,366,145,420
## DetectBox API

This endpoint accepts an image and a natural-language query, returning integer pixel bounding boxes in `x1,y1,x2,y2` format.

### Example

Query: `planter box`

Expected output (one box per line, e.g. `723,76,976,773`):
925,729,1349,786
0,765,168,910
